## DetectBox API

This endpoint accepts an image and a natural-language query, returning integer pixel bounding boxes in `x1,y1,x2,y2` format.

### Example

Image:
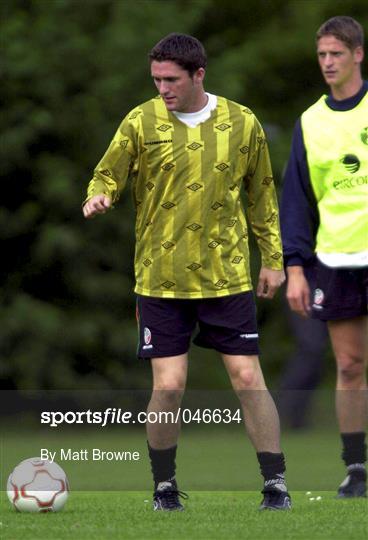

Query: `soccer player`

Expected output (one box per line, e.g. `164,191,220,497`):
281,16,367,497
83,33,291,511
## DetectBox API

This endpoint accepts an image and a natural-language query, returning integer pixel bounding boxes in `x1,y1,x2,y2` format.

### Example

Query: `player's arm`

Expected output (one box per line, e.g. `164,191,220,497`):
285,265,311,317
244,117,285,299
280,120,319,315
256,267,285,299
83,115,137,218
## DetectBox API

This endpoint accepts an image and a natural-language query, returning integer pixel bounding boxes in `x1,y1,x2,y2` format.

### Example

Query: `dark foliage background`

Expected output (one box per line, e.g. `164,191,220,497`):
1,0,367,391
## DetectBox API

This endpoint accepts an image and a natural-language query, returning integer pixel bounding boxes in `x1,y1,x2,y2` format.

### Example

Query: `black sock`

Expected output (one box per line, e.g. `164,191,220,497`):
341,432,367,468
147,442,177,486
257,452,286,483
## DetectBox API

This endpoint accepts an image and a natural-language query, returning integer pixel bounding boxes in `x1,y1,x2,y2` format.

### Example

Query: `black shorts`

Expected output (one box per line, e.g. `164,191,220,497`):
311,260,368,321
136,292,259,358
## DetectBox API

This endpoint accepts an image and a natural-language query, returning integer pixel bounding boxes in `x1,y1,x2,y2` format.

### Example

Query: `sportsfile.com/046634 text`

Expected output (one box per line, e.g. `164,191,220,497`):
40,408,242,427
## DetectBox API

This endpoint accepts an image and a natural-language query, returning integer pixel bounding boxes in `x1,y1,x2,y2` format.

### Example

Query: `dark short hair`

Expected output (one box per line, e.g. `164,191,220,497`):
316,16,364,50
149,33,207,76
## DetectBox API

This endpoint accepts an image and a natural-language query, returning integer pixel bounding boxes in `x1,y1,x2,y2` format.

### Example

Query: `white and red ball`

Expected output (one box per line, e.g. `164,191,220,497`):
7,457,69,512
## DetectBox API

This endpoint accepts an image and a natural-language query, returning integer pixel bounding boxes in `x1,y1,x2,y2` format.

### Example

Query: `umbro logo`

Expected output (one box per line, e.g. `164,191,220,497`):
264,479,287,492
144,139,172,145
340,154,360,173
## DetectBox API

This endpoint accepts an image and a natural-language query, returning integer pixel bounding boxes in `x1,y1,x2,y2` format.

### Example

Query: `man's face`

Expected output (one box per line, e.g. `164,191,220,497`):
151,60,205,113
317,35,363,89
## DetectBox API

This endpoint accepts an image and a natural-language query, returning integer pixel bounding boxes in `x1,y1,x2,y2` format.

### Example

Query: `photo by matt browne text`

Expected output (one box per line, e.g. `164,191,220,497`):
39,448,141,462
281,15,367,498
83,33,291,511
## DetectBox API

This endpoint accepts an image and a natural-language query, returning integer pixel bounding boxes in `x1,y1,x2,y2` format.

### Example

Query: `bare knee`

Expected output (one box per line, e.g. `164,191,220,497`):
337,353,366,387
232,365,265,391
151,378,186,408
151,355,187,403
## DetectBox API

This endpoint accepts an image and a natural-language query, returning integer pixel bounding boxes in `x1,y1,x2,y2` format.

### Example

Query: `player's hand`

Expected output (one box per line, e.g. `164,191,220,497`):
83,195,111,219
256,267,285,299
286,266,311,317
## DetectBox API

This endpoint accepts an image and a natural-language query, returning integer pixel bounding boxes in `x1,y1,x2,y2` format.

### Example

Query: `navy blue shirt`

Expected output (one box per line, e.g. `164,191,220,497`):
281,80,368,267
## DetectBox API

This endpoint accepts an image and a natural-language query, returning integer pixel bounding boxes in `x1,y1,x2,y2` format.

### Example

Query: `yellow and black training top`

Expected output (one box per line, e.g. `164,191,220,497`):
85,95,283,298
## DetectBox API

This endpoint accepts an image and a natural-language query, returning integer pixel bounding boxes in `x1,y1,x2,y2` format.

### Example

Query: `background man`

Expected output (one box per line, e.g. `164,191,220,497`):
277,291,329,430
281,16,367,497
84,33,291,511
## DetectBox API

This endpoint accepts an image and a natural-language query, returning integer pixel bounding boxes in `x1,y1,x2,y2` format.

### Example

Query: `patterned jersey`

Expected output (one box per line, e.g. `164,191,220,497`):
85,95,283,298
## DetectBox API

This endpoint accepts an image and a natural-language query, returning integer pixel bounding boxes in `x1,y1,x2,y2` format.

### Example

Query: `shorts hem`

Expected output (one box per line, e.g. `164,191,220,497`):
216,348,259,356
193,339,259,356
138,348,189,360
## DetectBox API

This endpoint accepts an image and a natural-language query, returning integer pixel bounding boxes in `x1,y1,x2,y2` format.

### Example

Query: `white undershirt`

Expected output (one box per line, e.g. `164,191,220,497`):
172,93,217,127
317,251,368,268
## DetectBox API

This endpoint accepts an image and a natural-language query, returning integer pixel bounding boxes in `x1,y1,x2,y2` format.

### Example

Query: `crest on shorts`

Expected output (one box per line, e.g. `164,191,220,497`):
313,288,324,306
144,327,152,345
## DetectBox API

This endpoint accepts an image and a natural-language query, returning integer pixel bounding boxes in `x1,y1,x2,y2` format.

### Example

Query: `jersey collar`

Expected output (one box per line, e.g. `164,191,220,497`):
325,80,368,111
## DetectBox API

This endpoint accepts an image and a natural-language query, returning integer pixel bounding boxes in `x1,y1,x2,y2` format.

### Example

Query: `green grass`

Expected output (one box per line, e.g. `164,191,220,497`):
0,426,349,490
1,427,367,539
1,491,367,540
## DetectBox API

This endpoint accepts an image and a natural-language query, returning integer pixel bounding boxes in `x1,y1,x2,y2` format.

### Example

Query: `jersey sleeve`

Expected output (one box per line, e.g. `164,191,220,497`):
244,117,283,270
280,119,319,267
84,114,138,205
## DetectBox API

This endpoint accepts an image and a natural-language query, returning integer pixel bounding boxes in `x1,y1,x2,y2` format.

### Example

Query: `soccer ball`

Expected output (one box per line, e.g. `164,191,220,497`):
7,457,69,512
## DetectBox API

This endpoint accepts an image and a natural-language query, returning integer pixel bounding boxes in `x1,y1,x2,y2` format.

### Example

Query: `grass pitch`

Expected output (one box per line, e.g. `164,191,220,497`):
1,490,367,540
1,427,367,539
